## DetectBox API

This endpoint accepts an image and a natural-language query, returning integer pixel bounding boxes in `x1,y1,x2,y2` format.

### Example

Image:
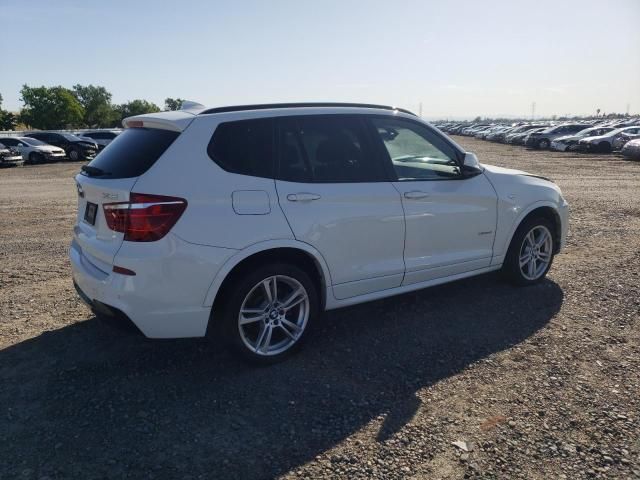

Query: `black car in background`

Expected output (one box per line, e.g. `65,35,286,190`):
77,130,119,151
524,124,589,149
24,132,98,161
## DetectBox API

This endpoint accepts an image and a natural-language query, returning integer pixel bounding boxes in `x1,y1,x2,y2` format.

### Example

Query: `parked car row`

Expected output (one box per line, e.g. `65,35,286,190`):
0,130,120,166
435,117,640,157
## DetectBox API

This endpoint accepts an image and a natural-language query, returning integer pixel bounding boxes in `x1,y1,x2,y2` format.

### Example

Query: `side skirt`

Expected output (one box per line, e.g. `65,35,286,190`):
324,264,503,311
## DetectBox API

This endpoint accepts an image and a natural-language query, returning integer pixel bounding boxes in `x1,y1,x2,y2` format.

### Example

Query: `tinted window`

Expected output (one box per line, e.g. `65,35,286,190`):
0,138,17,147
371,118,461,180
278,115,384,183
84,127,179,179
208,119,274,178
20,137,46,146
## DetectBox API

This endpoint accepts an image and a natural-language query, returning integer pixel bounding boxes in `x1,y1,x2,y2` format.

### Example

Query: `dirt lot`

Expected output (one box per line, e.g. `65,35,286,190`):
1,138,639,480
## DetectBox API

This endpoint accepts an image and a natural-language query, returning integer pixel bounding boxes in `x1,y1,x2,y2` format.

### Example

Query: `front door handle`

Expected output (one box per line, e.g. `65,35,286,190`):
403,191,430,200
287,193,321,202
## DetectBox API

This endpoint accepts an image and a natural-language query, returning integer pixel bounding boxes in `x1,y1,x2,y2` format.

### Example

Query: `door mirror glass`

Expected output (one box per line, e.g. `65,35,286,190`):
463,152,480,168
462,152,483,177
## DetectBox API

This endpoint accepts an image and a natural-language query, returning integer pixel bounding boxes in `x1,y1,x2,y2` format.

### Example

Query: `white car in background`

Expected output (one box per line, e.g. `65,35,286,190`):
70,102,569,364
0,136,67,164
577,126,640,153
76,130,120,151
0,142,23,166
550,126,615,152
612,131,640,151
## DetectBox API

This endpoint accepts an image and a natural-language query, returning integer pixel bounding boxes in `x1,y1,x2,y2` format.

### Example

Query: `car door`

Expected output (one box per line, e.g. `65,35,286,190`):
367,116,498,285
275,115,405,300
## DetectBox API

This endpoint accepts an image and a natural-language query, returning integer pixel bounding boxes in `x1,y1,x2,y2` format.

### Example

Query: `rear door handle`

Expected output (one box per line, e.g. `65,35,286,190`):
287,193,321,202
403,191,430,200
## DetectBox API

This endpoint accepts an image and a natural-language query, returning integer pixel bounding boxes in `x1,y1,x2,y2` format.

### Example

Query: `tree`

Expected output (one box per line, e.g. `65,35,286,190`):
19,85,84,129
112,99,161,127
0,93,17,130
72,84,116,127
0,111,17,130
164,98,185,111
117,99,161,118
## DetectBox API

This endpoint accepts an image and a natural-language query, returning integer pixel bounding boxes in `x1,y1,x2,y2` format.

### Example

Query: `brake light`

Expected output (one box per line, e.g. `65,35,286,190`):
103,193,187,242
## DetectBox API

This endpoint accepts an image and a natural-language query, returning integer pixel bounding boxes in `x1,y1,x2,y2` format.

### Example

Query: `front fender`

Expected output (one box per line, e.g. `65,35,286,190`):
492,200,568,265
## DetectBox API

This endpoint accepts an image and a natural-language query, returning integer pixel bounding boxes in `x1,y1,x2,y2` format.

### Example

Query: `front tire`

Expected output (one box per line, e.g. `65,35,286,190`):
598,142,611,153
503,217,555,286
28,152,44,164
68,148,80,161
220,264,319,364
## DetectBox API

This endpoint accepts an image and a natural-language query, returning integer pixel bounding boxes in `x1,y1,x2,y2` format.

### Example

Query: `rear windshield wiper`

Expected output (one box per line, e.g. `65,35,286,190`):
81,165,110,177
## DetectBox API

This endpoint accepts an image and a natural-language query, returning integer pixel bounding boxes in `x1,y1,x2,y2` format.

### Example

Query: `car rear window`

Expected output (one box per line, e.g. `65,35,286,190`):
84,128,179,179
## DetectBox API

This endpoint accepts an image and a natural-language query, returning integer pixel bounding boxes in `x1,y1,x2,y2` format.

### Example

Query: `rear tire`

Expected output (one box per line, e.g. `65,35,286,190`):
503,217,555,286
219,263,319,365
538,138,550,149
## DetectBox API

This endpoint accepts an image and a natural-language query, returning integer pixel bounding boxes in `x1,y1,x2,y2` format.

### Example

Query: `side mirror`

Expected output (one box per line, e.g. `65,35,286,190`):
461,152,483,177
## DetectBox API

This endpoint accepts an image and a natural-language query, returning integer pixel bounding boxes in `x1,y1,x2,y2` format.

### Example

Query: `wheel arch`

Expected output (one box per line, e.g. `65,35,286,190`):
507,204,563,255
204,240,332,330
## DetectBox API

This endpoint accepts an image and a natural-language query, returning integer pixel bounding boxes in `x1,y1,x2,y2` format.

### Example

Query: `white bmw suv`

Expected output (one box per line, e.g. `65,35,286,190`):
70,103,569,363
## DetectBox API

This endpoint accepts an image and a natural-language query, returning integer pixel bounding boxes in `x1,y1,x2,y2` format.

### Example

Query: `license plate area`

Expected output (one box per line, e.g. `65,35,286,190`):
84,202,98,225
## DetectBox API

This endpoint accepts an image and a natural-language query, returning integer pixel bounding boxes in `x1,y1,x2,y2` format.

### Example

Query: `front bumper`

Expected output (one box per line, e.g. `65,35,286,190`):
558,199,570,253
70,234,235,338
0,155,23,165
45,152,66,161
81,149,97,160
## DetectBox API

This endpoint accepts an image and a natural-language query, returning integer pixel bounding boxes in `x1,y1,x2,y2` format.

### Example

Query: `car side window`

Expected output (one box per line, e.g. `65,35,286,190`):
277,115,385,183
207,118,275,178
370,118,461,181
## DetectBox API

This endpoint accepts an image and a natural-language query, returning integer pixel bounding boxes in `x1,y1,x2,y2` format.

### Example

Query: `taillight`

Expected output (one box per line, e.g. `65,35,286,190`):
103,193,187,242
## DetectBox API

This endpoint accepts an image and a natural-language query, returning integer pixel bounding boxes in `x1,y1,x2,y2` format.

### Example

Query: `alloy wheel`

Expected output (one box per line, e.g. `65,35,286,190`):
238,275,309,356
519,225,553,281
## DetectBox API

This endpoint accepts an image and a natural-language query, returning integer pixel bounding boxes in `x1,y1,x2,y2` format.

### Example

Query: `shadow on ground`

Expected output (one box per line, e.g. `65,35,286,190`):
0,273,563,479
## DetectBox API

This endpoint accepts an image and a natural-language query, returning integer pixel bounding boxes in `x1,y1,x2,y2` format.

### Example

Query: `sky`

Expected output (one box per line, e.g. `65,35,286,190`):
1,0,639,119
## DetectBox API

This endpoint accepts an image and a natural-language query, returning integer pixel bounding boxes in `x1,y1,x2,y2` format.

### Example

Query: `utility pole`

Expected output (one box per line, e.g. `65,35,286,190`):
626,103,630,116
531,101,536,120
419,102,423,118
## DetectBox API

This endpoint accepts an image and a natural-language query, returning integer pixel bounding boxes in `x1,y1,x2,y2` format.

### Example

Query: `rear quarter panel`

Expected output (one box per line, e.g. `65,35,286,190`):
131,116,294,249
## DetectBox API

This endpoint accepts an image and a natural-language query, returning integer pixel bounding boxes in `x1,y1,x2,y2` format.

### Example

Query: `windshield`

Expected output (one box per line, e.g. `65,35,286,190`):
20,137,47,146
577,127,613,137
60,133,83,141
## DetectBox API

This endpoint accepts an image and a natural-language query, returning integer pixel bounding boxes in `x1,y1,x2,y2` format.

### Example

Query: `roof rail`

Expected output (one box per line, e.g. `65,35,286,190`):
199,102,416,116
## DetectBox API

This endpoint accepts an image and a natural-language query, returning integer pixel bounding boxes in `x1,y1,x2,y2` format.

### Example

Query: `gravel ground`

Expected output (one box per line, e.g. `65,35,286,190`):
1,138,639,480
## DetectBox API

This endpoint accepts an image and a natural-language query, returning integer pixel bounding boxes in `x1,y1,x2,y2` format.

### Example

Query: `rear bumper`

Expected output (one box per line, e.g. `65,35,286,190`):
70,234,235,338
74,281,143,334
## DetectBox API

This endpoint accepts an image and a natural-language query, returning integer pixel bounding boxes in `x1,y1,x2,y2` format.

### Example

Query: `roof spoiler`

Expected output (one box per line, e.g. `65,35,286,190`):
180,100,206,111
